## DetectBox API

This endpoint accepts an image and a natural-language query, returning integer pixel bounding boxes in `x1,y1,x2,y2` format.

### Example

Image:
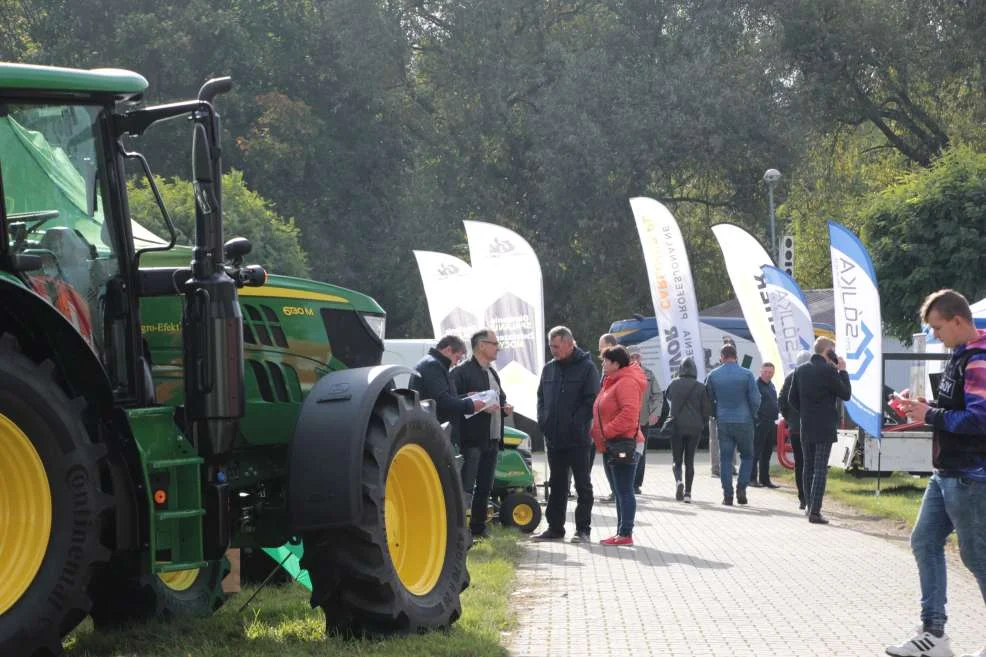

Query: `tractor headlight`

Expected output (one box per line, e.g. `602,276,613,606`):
361,313,386,342
518,435,531,452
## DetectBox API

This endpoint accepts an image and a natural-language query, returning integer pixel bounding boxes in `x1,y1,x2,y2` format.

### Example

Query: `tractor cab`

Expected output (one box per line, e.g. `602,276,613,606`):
1,82,142,396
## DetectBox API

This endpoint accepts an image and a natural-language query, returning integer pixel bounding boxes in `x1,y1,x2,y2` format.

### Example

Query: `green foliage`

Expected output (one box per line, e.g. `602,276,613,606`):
774,467,927,528
128,170,310,278
0,0,37,60
860,145,986,339
780,126,914,290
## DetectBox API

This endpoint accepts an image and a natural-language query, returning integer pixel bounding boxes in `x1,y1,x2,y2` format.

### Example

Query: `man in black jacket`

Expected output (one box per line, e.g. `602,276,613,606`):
410,335,483,431
778,350,812,510
452,329,512,539
535,326,600,542
788,337,851,524
750,362,780,488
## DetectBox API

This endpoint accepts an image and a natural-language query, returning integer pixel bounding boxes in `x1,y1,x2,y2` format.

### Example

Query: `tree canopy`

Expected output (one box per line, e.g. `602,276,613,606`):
128,170,310,278
5,0,986,341
861,146,986,340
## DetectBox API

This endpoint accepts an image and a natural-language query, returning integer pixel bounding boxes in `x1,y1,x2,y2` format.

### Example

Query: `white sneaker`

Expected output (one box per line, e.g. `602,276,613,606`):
886,629,954,657
959,645,986,657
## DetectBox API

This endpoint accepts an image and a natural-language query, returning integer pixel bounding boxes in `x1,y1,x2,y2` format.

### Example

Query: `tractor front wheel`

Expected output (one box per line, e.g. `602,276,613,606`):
301,389,469,636
89,558,229,628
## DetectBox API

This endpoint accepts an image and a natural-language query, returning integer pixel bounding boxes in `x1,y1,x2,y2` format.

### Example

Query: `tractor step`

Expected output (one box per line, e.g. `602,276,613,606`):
155,509,206,521
154,560,209,574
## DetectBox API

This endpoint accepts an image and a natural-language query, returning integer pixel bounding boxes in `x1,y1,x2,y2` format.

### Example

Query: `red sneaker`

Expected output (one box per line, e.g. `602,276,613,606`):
600,535,633,546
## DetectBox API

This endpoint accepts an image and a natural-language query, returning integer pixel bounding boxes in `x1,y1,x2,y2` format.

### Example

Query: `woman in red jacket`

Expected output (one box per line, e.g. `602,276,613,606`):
591,346,647,545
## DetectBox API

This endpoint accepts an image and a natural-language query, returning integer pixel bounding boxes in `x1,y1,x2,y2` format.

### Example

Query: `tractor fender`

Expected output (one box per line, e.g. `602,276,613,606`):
1,278,146,551
0,277,113,411
287,364,421,531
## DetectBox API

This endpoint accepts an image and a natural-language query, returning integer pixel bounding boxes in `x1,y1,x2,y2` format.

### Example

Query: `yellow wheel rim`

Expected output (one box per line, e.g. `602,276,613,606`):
0,413,53,615
511,502,534,527
158,567,200,592
384,443,447,596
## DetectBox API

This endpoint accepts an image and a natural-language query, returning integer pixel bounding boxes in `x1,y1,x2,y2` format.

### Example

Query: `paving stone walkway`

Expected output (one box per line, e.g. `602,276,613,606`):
507,450,984,657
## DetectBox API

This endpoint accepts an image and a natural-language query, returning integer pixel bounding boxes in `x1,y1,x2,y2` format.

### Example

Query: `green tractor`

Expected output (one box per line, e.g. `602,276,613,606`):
0,63,468,656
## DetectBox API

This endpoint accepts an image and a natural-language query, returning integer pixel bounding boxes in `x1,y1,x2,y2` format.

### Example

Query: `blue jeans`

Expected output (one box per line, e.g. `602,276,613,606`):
717,421,754,497
604,453,639,536
910,474,986,630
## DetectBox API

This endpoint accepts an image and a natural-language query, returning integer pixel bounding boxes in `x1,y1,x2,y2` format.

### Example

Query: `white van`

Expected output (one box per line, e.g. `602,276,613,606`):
381,338,434,388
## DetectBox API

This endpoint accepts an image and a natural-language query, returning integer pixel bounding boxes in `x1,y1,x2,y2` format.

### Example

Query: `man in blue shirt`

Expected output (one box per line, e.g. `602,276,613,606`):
705,344,760,505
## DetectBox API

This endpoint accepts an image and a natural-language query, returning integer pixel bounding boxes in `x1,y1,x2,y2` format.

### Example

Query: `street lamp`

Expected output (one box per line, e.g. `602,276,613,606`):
763,168,782,264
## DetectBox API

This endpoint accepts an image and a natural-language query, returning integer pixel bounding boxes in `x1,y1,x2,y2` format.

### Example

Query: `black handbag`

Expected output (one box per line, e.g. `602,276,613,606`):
596,407,638,464
605,437,637,464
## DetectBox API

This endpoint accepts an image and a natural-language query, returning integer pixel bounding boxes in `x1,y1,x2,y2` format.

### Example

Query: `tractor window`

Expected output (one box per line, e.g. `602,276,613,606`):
0,104,120,356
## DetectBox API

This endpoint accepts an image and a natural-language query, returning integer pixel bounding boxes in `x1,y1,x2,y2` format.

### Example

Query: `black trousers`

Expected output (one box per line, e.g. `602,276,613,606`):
671,433,699,493
546,444,593,534
790,432,806,505
803,441,833,515
751,421,776,484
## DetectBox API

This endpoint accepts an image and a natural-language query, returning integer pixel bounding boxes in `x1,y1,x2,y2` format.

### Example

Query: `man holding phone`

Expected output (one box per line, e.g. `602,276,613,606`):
886,290,986,657
787,336,851,524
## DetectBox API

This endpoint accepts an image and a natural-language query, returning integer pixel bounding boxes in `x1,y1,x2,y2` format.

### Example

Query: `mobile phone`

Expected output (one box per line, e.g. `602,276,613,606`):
826,350,840,364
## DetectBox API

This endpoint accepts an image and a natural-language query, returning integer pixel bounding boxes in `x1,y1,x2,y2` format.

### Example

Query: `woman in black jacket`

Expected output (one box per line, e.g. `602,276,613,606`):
664,357,712,503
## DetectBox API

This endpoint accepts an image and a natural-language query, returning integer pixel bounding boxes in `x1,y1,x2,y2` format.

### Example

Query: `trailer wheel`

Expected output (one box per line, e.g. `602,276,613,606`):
89,558,229,628
0,334,112,657
301,389,469,636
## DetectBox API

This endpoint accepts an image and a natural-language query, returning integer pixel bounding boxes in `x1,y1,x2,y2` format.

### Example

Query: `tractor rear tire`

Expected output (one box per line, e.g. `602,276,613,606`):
300,389,469,636
89,558,229,628
499,493,542,533
0,334,112,657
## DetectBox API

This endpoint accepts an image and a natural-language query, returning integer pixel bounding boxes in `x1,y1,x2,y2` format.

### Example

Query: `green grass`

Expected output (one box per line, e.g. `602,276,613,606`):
65,529,524,657
772,466,928,527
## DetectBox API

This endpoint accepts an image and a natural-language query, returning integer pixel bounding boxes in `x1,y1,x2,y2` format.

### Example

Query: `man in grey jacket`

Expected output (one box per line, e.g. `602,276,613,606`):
705,344,760,505
629,348,662,494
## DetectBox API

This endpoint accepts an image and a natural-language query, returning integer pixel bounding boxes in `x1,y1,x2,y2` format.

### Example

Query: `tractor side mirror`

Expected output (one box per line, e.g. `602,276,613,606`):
223,237,252,266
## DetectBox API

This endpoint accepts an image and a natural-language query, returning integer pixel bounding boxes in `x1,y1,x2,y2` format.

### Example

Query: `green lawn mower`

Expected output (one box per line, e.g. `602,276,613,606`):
493,426,542,533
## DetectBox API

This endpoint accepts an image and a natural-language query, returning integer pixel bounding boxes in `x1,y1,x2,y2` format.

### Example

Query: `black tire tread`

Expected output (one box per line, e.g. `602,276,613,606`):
300,390,469,637
0,332,114,657
89,558,230,629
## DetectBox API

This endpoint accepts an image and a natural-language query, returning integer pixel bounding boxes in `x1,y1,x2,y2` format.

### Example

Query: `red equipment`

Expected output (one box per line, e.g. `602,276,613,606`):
776,419,796,470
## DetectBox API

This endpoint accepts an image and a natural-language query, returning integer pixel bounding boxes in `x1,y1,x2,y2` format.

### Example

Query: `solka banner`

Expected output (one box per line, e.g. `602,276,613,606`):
630,197,705,388
828,221,882,439
711,223,786,384
463,221,544,420
760,264,814,375
412,250,481,343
